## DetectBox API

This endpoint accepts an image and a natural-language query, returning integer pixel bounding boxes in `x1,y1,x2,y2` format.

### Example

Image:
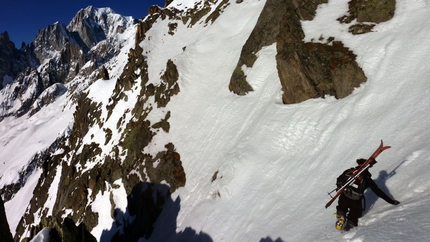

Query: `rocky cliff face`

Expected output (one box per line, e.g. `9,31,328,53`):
276,0,367,104
229,0,363,101
67,6,135,50
230,0,395,104
229,0,287,95
340,0,396,34
0,32,20,89
32,23,73,61
0,32,34,90
0,6,137,240
5,3,188,240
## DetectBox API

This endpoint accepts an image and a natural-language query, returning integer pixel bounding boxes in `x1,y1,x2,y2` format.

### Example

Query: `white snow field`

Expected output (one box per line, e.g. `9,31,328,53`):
2,0,430,241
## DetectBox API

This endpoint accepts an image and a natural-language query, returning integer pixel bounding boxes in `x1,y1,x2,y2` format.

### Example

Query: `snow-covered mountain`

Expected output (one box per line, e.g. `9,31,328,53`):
1,0,430,241
0,6,135,123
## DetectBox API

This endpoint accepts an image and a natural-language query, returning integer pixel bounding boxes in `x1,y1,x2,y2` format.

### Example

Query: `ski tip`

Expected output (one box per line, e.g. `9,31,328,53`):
380,140,391,149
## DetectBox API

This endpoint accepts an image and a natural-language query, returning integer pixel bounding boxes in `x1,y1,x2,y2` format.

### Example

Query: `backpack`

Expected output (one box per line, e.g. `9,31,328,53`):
336,167,366,200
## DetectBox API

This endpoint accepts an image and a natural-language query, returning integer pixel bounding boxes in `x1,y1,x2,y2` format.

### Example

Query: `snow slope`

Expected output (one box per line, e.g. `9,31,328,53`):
2,0,430,241
152,0,430,241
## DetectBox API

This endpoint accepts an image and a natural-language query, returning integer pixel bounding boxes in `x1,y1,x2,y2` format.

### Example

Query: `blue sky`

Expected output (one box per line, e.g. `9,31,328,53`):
0,0,165,48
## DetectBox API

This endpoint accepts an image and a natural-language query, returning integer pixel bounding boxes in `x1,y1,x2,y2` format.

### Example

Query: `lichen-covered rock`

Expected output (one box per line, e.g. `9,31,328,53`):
149,5,163,16
348,23,376,35
228,0,366,103
276,5,366,104
171,0,229,28
338,0,396,35
70,93,102,147
106,44,147,120
24,216,96,242
293,0,329,20
229,0,287,95
229,0,328,96
351,0,396,23
157,59,180,108
97,65,110,80
204,0,229,25
135,6,181,45
145,143,186,193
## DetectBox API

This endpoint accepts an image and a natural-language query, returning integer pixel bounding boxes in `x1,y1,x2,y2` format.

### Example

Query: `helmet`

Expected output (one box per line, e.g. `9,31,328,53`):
356,158,366,165
356,158,377,167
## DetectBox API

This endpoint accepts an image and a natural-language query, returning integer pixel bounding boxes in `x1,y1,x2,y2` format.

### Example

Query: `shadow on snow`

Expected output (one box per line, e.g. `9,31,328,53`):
100,182,212,242
363,160,405,215
260,237,284,242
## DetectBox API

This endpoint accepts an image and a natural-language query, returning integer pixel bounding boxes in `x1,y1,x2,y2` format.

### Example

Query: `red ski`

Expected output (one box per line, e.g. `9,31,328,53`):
325,140,391,209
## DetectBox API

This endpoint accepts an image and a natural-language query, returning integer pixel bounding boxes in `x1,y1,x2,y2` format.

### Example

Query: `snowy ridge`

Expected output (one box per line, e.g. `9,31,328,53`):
0,7,138,237
169,0,202,10
67,6,135,42
2,0,430,241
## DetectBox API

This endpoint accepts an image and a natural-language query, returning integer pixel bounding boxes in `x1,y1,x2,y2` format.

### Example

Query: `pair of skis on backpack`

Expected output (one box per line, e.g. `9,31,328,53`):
327,140,392,232
325,140,391,209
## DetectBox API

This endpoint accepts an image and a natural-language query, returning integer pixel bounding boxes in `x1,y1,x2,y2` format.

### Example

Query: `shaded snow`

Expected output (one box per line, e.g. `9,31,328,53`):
29,227,50,242
5,169,42,237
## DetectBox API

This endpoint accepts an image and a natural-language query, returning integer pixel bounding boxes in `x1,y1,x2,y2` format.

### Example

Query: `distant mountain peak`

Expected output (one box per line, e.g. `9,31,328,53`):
81,5,116,18
0,5,137,122
67,6,135,49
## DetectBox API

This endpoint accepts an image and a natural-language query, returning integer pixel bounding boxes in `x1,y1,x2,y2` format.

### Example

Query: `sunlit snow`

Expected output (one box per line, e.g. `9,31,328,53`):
2,0,430,241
